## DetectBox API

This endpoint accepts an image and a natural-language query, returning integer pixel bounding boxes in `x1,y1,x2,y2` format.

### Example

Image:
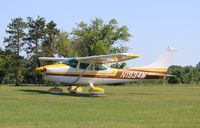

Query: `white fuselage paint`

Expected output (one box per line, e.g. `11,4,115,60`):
45,75,137,85
44,66,140,85
41,64,166,85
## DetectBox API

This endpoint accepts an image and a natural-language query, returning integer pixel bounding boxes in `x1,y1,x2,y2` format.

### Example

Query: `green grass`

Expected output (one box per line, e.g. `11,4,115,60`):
0,84,200,128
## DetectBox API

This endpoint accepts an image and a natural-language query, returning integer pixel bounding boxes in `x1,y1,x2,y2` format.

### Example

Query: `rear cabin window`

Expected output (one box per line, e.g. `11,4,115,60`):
79,63,107,71
79,63,93,70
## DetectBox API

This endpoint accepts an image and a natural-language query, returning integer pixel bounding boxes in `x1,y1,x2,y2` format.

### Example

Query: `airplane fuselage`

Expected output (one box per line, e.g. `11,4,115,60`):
40,64,166,85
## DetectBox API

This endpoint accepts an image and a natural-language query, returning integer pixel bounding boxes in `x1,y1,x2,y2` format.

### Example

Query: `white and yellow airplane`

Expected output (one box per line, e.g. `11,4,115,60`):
36,47,176,94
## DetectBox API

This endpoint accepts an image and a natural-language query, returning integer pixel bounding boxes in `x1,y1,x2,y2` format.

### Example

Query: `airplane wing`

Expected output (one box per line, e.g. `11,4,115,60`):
38,53,140,64
38,57,70,61
76,53,140,64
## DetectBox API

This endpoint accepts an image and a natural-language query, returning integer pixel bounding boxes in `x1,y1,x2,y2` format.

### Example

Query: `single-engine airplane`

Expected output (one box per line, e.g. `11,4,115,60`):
36,47,176,94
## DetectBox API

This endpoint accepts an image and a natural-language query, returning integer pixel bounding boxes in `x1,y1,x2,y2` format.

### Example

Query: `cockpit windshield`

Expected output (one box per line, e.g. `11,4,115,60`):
62,59,78,68
62,59,108,71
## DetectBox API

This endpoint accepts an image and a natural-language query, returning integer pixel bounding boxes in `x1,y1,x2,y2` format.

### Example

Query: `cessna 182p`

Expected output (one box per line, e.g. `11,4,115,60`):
36,47,176,94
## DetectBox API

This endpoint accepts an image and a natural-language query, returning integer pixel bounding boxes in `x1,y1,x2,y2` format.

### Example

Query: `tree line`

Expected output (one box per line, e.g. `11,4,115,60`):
167,63,200,84
0,17,200,85
0,17,130,85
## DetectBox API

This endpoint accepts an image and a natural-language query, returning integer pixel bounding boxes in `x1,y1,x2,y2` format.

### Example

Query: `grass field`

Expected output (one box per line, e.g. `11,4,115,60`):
0,84,200,128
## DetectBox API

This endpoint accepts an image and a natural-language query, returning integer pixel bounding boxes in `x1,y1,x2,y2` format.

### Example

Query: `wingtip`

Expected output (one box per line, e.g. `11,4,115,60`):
128,53,140,58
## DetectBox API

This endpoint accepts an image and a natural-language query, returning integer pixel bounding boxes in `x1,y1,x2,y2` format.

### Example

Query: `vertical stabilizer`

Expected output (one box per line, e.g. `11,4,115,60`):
141,47,176,68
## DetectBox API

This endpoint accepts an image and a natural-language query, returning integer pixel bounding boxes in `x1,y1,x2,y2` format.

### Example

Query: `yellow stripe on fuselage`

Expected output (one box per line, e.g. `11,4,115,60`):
126,68,168,72
47,69,117,76
44,64,69,68
44,64,117,76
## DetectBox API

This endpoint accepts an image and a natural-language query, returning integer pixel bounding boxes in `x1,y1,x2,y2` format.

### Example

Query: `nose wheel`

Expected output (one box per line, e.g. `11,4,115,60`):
49,87,63,94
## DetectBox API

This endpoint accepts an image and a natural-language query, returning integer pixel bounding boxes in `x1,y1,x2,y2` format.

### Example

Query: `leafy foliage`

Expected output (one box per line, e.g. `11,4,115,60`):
52,32,75,57
25,17,46,55
4,18,27,54
41,21,60,56
3,18,27,85
71,18,131,56
1,17,131,85
167,65,200,84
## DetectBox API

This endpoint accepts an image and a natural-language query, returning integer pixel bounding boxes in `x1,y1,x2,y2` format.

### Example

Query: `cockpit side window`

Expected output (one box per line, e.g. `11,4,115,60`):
79,63,89,69
62,59,78,68
94,64,107,71
79,63,94,70
62,59,107,71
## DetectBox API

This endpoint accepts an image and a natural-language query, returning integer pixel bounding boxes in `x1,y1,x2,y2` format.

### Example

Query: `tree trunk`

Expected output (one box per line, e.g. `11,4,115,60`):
16,30,20,86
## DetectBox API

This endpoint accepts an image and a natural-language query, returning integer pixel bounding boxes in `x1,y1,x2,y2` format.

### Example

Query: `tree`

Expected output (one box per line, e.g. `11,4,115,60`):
0,49,6,84
41,21,60,57
167,65,184,84
183,66,194,84
52,32,75,57
25,17,46,57
4,18,26,55
3,17,26,85
25,17,46,84
71,18,131,57
196,62,200,82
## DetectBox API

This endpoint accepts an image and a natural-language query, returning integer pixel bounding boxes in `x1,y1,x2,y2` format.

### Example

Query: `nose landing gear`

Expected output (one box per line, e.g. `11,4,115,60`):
49,87,63,94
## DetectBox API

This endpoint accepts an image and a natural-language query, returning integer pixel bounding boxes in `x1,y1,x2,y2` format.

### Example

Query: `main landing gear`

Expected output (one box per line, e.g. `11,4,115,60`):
48,84,105,95
88,83,105,95
67,86,83,94
66,83,105,95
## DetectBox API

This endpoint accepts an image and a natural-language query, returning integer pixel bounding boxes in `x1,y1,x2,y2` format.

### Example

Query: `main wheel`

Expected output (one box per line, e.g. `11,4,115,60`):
67,86,83,93
89,87,105,95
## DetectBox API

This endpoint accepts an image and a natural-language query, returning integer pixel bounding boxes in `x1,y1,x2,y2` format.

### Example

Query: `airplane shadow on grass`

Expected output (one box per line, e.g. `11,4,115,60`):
19,89,101,98
127,92,158,95
19,89,157,97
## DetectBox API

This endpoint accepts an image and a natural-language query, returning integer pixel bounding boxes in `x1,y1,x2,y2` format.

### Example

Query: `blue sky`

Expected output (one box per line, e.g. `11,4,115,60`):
1,0,200,67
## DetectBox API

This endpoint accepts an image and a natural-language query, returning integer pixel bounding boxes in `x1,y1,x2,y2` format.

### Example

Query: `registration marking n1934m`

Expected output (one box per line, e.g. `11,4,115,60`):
120,71,146,79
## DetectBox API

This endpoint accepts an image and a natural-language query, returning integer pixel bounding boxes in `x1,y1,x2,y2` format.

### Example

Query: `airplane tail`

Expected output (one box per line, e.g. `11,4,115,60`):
132,47,176,74
144,47,176,68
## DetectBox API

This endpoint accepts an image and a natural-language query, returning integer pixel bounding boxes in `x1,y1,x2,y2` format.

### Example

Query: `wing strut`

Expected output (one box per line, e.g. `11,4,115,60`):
73,62,94,84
